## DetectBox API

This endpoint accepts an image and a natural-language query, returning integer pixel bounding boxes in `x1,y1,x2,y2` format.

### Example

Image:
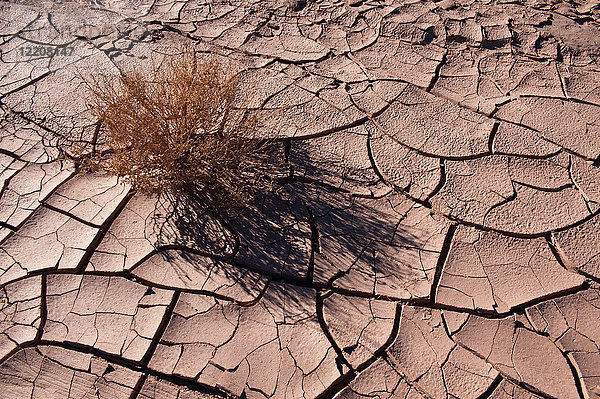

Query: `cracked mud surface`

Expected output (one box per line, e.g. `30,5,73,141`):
1,0,600,397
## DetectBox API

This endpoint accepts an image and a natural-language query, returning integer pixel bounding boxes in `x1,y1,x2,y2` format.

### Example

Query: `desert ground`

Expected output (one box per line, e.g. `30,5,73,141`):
1,0,600,398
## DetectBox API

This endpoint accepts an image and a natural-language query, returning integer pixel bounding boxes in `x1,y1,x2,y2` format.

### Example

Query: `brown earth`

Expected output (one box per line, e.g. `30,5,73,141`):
1,0,600,398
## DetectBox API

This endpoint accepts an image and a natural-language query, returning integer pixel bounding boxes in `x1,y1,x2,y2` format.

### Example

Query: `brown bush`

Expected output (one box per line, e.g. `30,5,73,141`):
83,46,273,207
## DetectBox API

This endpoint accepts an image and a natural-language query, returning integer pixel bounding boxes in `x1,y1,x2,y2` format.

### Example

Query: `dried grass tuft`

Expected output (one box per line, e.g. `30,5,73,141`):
82,46,274,208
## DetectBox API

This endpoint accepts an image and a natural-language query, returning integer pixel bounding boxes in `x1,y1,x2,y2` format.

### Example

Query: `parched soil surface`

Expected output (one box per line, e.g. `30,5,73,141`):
1,0,600,398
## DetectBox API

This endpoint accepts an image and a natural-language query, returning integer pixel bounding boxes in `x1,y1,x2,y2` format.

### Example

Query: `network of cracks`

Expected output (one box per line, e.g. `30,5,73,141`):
1,0,600,398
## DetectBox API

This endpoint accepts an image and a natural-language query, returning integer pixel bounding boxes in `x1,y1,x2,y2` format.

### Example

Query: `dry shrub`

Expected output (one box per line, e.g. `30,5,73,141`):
84,46,273,207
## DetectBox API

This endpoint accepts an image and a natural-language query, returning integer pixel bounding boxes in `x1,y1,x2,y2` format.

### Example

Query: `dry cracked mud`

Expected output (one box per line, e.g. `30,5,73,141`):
1,0,600,398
